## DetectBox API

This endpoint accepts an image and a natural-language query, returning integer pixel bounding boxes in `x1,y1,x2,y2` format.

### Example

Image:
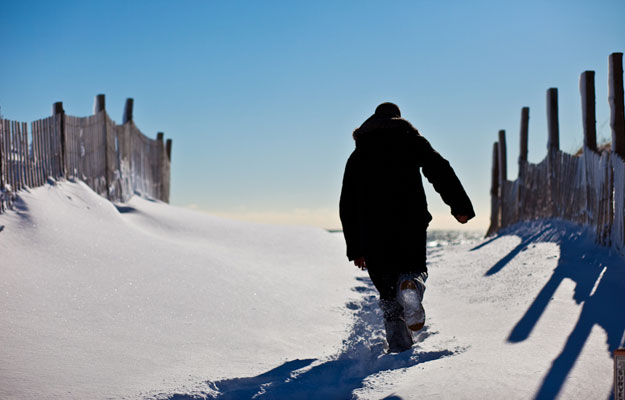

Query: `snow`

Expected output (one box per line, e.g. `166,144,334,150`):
1,180,624,399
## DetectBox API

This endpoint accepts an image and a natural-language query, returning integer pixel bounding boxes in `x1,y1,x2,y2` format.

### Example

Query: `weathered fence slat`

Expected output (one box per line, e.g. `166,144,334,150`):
1,96,171,214
489,52,625,258
609,53,625,158
613,154,625,255
0,120,5,212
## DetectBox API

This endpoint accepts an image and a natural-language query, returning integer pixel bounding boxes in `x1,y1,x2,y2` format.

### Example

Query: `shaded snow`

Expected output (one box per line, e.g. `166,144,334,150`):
2,181,624,399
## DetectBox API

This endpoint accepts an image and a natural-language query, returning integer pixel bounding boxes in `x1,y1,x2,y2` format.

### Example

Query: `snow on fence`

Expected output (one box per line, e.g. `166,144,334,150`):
488,52,625,259
0,95,172,213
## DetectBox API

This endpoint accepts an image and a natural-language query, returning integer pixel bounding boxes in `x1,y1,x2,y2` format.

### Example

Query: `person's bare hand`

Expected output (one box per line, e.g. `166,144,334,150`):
455,215,469,224
353,256,367,271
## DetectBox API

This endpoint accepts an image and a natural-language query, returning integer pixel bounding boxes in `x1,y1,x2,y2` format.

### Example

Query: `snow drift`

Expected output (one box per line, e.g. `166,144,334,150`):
1,180,624,399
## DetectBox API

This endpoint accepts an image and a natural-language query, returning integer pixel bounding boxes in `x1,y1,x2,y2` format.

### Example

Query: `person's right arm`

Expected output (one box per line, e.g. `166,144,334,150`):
415,135,476,222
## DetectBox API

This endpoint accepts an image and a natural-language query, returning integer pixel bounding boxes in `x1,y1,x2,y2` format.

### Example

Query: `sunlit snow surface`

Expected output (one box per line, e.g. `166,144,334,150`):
1,180,624,400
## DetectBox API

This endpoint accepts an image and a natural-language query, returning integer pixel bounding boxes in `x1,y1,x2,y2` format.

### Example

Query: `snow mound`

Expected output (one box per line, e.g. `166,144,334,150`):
0,180,360,399
2,182,624,399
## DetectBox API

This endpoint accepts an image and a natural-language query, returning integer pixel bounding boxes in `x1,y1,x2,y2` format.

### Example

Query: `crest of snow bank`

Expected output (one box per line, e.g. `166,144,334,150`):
0,181,360,400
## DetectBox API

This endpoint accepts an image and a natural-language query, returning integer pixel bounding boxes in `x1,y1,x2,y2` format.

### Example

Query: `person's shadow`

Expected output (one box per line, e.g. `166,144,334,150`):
474,220,625,399
165,277,462,400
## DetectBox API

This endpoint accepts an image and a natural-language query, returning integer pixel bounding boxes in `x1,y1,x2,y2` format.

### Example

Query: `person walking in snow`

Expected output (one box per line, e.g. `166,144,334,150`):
339,102,475,353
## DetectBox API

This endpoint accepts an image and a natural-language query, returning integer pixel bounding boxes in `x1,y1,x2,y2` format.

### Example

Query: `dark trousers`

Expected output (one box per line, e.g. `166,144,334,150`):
366,230,427,299
366,230,427,320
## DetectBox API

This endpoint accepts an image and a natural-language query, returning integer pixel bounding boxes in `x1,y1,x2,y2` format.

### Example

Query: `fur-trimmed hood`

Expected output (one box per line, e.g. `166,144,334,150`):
352,115,420,142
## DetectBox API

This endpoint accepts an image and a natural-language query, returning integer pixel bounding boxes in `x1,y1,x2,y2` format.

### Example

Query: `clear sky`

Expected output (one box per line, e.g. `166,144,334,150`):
2,0,624,232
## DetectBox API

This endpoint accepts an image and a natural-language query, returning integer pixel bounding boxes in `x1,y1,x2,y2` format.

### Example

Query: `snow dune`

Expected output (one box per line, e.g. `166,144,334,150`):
1,180,624,399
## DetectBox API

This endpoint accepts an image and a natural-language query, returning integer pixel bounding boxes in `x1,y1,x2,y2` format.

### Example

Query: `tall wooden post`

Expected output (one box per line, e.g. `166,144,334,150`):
94,94,105,114
164,138,172,203
519,107,529,171
487,141,500,236
547,88,560,152
166,139,172,161
123,98,134,124
517,107,529,221
580,71,597,152
94,94,110,199
52,101,67,178
498,130,507,228
547,88,560,217
609,52,625,159
498,130,507,184
156,132,164,201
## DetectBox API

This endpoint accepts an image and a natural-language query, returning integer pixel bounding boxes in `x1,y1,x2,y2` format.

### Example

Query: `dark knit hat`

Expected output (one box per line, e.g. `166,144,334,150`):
374,102,401,118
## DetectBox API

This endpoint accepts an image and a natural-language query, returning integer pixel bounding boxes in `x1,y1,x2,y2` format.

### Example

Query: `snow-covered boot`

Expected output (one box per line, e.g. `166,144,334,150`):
398,273,427,331
380,299,413,353
383,318,413,353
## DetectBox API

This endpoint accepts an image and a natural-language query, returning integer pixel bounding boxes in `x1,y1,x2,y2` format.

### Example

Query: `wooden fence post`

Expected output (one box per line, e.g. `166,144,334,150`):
487,141,500,236
53,101,67,178
21,121,31,188
94,94,111,199
580,71,597,152
0,118,4,192
123,98,134,124
546,88,560,216
156,132,164,201
517,107,529,221
498,130,507,228
519,107,529,172
94,94,105,114
498,130,507,184
609,52,625,159
547,88,560,152
164,138,172,203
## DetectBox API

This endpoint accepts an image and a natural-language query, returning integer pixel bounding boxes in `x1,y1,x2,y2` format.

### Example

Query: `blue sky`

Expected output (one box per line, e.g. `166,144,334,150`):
2,0,624,231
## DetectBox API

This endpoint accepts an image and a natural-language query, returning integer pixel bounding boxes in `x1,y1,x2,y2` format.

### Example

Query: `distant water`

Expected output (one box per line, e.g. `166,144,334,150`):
328,229,484,248
425,230,484,248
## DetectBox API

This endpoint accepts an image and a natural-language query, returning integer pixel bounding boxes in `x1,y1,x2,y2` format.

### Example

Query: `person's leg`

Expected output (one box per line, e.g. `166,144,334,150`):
367,258,413,352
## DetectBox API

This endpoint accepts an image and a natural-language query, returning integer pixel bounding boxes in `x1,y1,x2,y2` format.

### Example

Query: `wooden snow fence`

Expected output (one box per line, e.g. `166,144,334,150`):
0,95,172,213
487,52,625,259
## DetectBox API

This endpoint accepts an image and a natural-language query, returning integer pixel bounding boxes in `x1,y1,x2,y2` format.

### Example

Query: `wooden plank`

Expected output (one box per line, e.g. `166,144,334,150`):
0,119,4,191
65,117,73,178
0,120,4,212
50,116,57,179
38,119,46,185
5,120,10,190
22,121,31,188
609,52,625,158
13,121,21,190
36,119,44,185
31,120,38,186
580,71,597,152
54,115,61,178
44,117,51,181
8,120,13,190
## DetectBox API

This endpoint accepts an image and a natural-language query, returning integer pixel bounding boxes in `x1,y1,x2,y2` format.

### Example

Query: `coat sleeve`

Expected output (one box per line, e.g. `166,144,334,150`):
339,153,364,261
416,135,476,220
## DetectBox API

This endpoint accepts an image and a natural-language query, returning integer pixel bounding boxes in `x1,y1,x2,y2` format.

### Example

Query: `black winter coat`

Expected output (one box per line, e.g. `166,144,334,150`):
339,115,475,263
